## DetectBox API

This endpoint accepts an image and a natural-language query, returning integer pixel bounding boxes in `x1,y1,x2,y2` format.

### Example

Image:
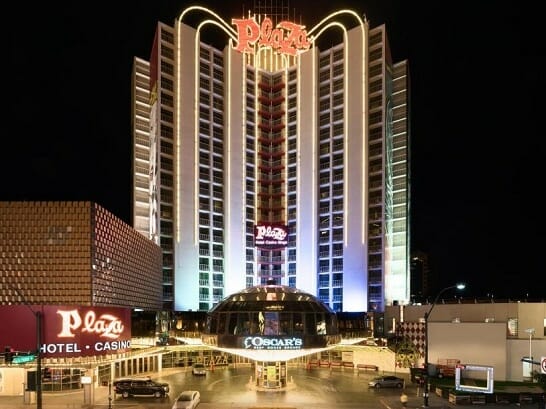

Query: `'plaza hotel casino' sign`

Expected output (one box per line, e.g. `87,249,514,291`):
254,223,288,248
0,305,131,357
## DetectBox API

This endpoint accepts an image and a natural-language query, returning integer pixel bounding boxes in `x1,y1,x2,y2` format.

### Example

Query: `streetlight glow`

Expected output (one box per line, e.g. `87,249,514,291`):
423,283,466,408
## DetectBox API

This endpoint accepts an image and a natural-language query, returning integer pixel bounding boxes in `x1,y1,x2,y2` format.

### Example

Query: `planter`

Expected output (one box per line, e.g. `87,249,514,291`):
448,393,487,405
449,393,471,405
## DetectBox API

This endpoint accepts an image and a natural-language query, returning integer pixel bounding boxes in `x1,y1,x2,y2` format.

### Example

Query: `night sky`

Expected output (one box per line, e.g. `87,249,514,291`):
6,1,545,300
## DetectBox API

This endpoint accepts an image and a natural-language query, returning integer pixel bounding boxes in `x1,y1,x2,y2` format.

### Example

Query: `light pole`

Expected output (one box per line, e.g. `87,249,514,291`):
524,328,535,380
423,283,465,408
9,284,43,409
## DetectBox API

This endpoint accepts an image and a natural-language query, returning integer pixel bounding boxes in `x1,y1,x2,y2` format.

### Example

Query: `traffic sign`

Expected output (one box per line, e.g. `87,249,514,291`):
541,356,546,374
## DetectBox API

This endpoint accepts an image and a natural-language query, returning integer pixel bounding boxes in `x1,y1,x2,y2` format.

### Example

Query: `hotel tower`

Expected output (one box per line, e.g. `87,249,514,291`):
131,4,410,313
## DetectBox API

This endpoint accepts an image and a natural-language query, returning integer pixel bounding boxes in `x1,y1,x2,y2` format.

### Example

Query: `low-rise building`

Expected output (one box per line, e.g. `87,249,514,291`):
384,300,546,381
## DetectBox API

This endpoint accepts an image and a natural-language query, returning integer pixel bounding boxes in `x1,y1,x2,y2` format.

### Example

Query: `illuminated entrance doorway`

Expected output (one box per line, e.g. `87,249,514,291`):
255,361,287,388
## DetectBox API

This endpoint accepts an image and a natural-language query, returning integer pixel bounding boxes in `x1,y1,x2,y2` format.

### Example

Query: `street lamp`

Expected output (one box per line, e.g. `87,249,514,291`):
524,328,535,380
8,284,43,409
423,283,466,408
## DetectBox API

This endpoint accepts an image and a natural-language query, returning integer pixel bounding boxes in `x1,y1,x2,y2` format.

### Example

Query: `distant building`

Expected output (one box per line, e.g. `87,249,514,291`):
0,201,162,310
410,251,430,299
131,4,410,313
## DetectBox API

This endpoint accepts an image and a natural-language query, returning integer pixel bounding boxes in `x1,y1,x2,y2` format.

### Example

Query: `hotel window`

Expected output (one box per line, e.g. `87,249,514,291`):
332,259,343,271
160,124,173,139
212,111,223,125
161,77,173,91
199,61,210,76
199,106,210,122
246,249,254,261
160,60,173,75
212,82,223,95
319,83,329,97
332,78,343,93
160,108,173,122
369,47,383,60
212,67,223,81
319,260,329,274
199,77,210,90
333,93,343,107
319,99,330,111
213,52,223,66
213,200,223,213
319,69,330,82
332,64,344,78
319,55,330,68
199,47,209,60
161,29,174,43
161,46,173,60
161,92,174,107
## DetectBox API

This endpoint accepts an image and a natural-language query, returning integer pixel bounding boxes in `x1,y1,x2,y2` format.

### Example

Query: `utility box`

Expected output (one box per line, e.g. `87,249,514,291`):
436,358,460,378
24,390,36,404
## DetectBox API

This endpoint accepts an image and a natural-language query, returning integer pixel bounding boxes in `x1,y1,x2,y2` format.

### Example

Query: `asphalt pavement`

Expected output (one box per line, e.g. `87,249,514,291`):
0,366,541,409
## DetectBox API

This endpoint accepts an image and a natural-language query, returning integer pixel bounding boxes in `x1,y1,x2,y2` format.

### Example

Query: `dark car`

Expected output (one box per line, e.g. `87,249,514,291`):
368,375,405,389
114,379,169,398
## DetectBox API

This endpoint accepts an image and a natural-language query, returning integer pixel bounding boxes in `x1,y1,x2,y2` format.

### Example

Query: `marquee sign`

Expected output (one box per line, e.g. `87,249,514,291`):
232,17,310,56
243,336,303,350
0,305,132,357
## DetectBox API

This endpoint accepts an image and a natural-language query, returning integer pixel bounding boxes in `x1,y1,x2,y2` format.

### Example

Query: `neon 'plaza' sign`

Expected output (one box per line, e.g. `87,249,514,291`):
232,17,310,56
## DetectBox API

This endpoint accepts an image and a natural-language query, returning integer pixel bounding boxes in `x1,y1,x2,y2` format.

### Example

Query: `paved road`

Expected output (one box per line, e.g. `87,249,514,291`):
0,365,538,409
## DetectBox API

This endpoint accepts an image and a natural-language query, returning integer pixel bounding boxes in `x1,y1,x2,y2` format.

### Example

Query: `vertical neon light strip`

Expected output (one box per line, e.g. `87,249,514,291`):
311,45,317,273
254,66,258,285
283,63,289,284
343,29,349,246
192,30,200,246
175,22,182,243
360,20,367,245
226,43,232,270
241,52,248,282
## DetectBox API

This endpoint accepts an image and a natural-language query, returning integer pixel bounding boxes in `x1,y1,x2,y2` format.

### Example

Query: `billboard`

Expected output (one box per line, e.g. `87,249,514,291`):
0,305,131,358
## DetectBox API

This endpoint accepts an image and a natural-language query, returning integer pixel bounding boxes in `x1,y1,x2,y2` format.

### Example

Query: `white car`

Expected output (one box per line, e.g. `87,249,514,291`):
192,363,207,376
172,390,200,409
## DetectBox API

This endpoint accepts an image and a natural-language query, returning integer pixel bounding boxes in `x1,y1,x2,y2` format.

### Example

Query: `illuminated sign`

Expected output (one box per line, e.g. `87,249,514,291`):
254,224,288,247
0,305,132,358
57,309,124,339
243,336,303,350
455,364,494,394
232,17,310,56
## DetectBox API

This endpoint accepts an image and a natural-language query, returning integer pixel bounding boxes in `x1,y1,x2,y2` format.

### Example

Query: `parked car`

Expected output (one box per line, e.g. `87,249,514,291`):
172,390,201,409
114,379,169,398
192,363,207,376
368,375,405,389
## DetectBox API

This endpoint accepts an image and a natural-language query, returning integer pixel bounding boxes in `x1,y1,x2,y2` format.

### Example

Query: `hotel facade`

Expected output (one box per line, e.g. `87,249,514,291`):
132,5,410,313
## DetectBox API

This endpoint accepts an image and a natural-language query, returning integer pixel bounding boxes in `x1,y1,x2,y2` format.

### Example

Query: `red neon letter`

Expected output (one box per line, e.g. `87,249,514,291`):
232,18,260,53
